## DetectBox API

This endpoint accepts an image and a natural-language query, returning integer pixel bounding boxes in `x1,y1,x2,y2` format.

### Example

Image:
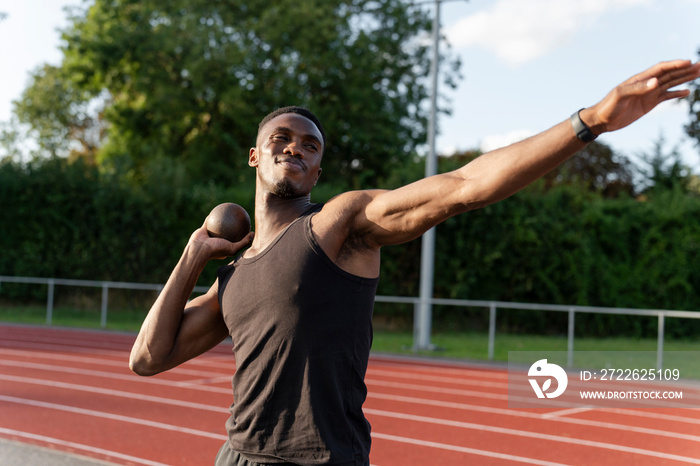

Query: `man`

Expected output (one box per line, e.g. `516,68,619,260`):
130,60,700,465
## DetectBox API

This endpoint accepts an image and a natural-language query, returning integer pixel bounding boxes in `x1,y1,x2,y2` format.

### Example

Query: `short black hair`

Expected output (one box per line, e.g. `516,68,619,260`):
257,106,326,148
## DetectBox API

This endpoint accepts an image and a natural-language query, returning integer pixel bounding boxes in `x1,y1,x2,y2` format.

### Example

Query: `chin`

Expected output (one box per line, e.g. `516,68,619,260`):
272,180,306,199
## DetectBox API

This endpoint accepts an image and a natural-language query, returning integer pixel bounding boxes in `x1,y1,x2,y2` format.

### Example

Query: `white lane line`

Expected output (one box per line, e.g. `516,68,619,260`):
0,374,227,413
0,348,233,378
365,408,700,464
369,392,700,442
366,367,507,389
366,378,509,400
542,407,594,418
371,432,569,465
603,408,700,425
0,359,231,394
369,358,509,380
0,395,228,441
0,343,236,370
180,376,233,385
0,427,170,466
0,342,127,359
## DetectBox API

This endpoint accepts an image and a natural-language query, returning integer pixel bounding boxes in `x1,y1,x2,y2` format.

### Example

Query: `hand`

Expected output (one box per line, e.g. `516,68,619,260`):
582,60,700,135
188,221,254,261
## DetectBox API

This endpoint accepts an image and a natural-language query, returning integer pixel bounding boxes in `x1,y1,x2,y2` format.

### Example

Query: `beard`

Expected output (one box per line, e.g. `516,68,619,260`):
271,179,304,199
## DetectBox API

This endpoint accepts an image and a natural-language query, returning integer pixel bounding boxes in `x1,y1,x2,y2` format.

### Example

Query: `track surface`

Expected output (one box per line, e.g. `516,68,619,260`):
1,324,699,465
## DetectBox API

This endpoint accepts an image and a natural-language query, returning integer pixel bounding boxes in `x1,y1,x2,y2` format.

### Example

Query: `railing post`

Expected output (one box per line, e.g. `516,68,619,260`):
46,279,55,325
657,313,665,371
488,303,496,360
567,308,575,367
412,300,420,351
100,283,109,329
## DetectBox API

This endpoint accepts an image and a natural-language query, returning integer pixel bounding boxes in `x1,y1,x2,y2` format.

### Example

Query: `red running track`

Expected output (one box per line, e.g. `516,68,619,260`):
1,324,700,465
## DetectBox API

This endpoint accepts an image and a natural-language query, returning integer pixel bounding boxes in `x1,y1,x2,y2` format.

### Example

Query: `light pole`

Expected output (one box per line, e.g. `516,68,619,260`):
415,0,466,351
415,0,441,351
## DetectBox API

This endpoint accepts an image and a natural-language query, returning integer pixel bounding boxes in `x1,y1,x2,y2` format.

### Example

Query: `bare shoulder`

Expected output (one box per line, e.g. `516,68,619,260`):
311,189,387,277
313,189,387,238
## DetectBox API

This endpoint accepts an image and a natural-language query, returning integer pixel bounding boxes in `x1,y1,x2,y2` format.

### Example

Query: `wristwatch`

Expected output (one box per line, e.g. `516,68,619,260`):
570,109,597,143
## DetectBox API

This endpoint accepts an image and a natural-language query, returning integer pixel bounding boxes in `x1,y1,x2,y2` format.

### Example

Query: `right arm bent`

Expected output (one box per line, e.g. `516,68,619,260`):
129,223,253,376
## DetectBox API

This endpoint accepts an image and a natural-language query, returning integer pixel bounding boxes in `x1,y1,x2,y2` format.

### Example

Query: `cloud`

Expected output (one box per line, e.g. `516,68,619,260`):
445,0,649,66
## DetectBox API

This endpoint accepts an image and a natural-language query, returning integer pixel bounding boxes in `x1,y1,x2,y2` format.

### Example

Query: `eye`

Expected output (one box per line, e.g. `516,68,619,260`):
271,134,289,141
304,142,319,151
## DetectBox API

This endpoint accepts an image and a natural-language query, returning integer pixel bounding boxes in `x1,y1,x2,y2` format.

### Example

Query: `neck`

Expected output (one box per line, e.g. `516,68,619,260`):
248,186,314,255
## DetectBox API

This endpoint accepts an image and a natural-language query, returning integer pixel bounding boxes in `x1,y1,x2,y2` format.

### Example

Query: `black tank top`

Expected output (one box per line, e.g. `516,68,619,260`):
217,204,378,465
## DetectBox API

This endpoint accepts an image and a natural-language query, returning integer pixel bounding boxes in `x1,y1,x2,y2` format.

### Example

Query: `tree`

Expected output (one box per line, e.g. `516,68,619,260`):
13,64,106,162
0,118,26,162
542,140,635,197
636,134,692,195
18,0,459,187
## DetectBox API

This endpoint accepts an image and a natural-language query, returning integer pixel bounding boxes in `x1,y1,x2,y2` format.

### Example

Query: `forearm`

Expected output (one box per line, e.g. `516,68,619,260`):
130,242,209,372
455,117,587,209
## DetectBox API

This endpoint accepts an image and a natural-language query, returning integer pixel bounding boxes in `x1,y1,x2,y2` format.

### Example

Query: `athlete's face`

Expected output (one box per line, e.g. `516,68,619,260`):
250,113,324,198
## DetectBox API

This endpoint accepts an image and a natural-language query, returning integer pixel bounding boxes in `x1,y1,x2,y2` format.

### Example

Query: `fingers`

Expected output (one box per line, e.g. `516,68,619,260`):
659,88,691,103
211,231,254,260
648,60,700,90
231,231,255,249
620,60,698,104
651,61,699,104
660,65,700,90
626,60,697,89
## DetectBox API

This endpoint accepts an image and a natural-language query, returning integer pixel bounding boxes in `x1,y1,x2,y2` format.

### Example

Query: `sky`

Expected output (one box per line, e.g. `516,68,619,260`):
1,0,699,169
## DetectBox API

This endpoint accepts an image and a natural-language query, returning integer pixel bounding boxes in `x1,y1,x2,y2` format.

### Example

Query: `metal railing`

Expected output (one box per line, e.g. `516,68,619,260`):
3,275,700,370
0,275,209,329
375,295,700,371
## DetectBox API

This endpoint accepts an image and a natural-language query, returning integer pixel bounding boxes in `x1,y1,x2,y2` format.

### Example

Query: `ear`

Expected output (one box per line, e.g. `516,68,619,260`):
248,147,258,167
313,167,322,186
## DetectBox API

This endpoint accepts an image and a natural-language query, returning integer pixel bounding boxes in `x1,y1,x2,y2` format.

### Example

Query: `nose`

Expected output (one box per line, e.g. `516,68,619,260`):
283,140,303,158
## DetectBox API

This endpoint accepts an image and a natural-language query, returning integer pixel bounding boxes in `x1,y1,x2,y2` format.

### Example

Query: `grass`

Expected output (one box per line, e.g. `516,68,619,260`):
372,330,700,359
372,331,700,379
0,305,148,333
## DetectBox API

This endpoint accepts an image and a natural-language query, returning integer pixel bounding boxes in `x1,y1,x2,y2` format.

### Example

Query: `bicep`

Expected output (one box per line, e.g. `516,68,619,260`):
360,171,475,247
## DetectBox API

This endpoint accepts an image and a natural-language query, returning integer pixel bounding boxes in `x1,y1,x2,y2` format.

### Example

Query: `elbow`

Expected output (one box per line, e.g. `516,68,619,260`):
455,175,508,213
129,352,163,377
129,358,152,377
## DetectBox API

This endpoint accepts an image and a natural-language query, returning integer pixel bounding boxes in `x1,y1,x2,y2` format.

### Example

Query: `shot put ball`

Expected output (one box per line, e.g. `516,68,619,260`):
206,203,251,243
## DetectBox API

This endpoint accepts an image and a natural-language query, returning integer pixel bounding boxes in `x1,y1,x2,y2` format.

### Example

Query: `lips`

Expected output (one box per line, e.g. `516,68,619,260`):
277,157,305,171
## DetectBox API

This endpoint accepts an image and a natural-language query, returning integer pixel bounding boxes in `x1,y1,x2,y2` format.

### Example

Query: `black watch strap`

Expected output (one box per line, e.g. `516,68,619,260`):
570,109,597,143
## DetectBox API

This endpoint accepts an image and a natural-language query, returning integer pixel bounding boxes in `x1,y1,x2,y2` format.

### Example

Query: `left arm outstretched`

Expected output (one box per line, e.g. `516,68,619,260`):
352,59,700,248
